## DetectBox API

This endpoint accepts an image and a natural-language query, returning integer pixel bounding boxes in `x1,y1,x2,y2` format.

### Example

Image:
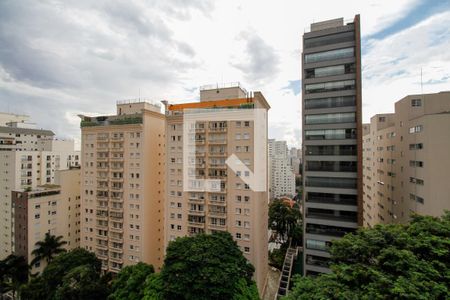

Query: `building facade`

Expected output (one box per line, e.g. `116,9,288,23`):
0,115,80,259
79,101,165,273
12,168,81,273
363,91,450,227
163,84,270,294
268,139,296,199
301,16,363,275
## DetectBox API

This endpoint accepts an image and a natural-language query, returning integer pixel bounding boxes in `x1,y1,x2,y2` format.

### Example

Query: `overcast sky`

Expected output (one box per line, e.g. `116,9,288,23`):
0,0,449,149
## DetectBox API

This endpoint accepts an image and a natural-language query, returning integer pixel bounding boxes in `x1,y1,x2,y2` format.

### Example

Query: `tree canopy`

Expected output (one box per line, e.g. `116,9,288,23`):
109,262,155,300
159,231,258,300
21,247,108,300
0,254,28,299
269,199,302,244
286,212,450,300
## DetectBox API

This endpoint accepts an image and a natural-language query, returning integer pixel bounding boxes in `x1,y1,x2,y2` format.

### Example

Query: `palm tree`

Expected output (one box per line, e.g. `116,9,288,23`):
30,233,67,267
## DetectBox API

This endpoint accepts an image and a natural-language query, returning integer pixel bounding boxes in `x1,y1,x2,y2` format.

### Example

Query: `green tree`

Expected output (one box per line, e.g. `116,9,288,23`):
142,273,164,300
20,248,107,300
286,212,450,299
54,265,109,300
0,255,29,299
269,199,302,244
160,231,257,300
30,232,67,267
109,262,155,300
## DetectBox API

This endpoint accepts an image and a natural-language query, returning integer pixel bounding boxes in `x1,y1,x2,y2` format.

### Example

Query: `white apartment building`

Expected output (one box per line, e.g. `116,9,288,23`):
0,113,80,259
268,139,296,199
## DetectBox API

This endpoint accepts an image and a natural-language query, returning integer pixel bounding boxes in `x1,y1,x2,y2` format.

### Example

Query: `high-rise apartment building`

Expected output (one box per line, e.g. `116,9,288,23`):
301,16,362,275
12,167,81,273
268,139,296,199
79,101,165,272
163,83,270,294
363,91,450,227
0,114,80,259
288,147,302,176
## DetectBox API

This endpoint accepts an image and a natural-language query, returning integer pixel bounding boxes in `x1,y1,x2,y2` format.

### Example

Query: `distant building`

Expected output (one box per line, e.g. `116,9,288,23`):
363,91,450,227
268,139,296,198
12,168,81,273
0,113,80,259
288,147,302,175
79,101,166,272
301,15,363,275
163,83,270,294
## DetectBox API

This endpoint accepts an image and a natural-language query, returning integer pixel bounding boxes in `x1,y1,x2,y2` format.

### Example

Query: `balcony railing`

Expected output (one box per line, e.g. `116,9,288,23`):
188,210,205,216
306,213,357,223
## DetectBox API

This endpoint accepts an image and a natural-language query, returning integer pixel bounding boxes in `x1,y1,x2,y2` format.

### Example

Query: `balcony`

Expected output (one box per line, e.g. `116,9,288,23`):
110,166,124,172
109,245,123,253
209,211,227,217
307,213,357,223
97,253,108,260
188,221,205,228
209,164,227,169
111,136,124,141
97,166,109,171
110,197,123,204
110,226,123,233
188,210,205,216
208,139,227,145
97,186,109,192
96,195,109,201
109,235,123,243
110,147,124,152
209,127,227,132
96,214,108,221
110,157,124,161
95,243,108,251
109,265,121,273
97,176,108,182
109,256,123,264
209,152,227,157
96,136,109,141
110,186,123,192
109,206,123,213
195,151,206,157
96,205,108,211
208,223,226,230
188,197,205,203
110,177,123,183
96,234,108,241
97,157,109,162
209,199,226,206
195,139,206,145
96,224,108,230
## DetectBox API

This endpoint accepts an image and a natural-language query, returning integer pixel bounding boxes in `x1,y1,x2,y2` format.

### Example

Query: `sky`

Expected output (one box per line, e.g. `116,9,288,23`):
0,0,449,149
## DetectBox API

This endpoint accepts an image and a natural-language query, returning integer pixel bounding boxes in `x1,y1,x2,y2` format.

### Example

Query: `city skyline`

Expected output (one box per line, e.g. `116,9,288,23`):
1,0,449,149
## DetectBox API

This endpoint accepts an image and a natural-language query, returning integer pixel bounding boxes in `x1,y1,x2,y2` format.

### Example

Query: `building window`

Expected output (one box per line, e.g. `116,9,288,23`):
411,99,422,107
305,47,354,63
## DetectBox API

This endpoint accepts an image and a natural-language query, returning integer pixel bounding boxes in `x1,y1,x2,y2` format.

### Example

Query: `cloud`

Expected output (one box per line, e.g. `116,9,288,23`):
282,80,301,96
230,30,280,84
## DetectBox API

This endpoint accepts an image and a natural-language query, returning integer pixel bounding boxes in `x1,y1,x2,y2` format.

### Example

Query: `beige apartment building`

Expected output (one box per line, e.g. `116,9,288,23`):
0,114,80,259
163,84,270,294
12,167,81,273
79,101,165,272
363,91,450,227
